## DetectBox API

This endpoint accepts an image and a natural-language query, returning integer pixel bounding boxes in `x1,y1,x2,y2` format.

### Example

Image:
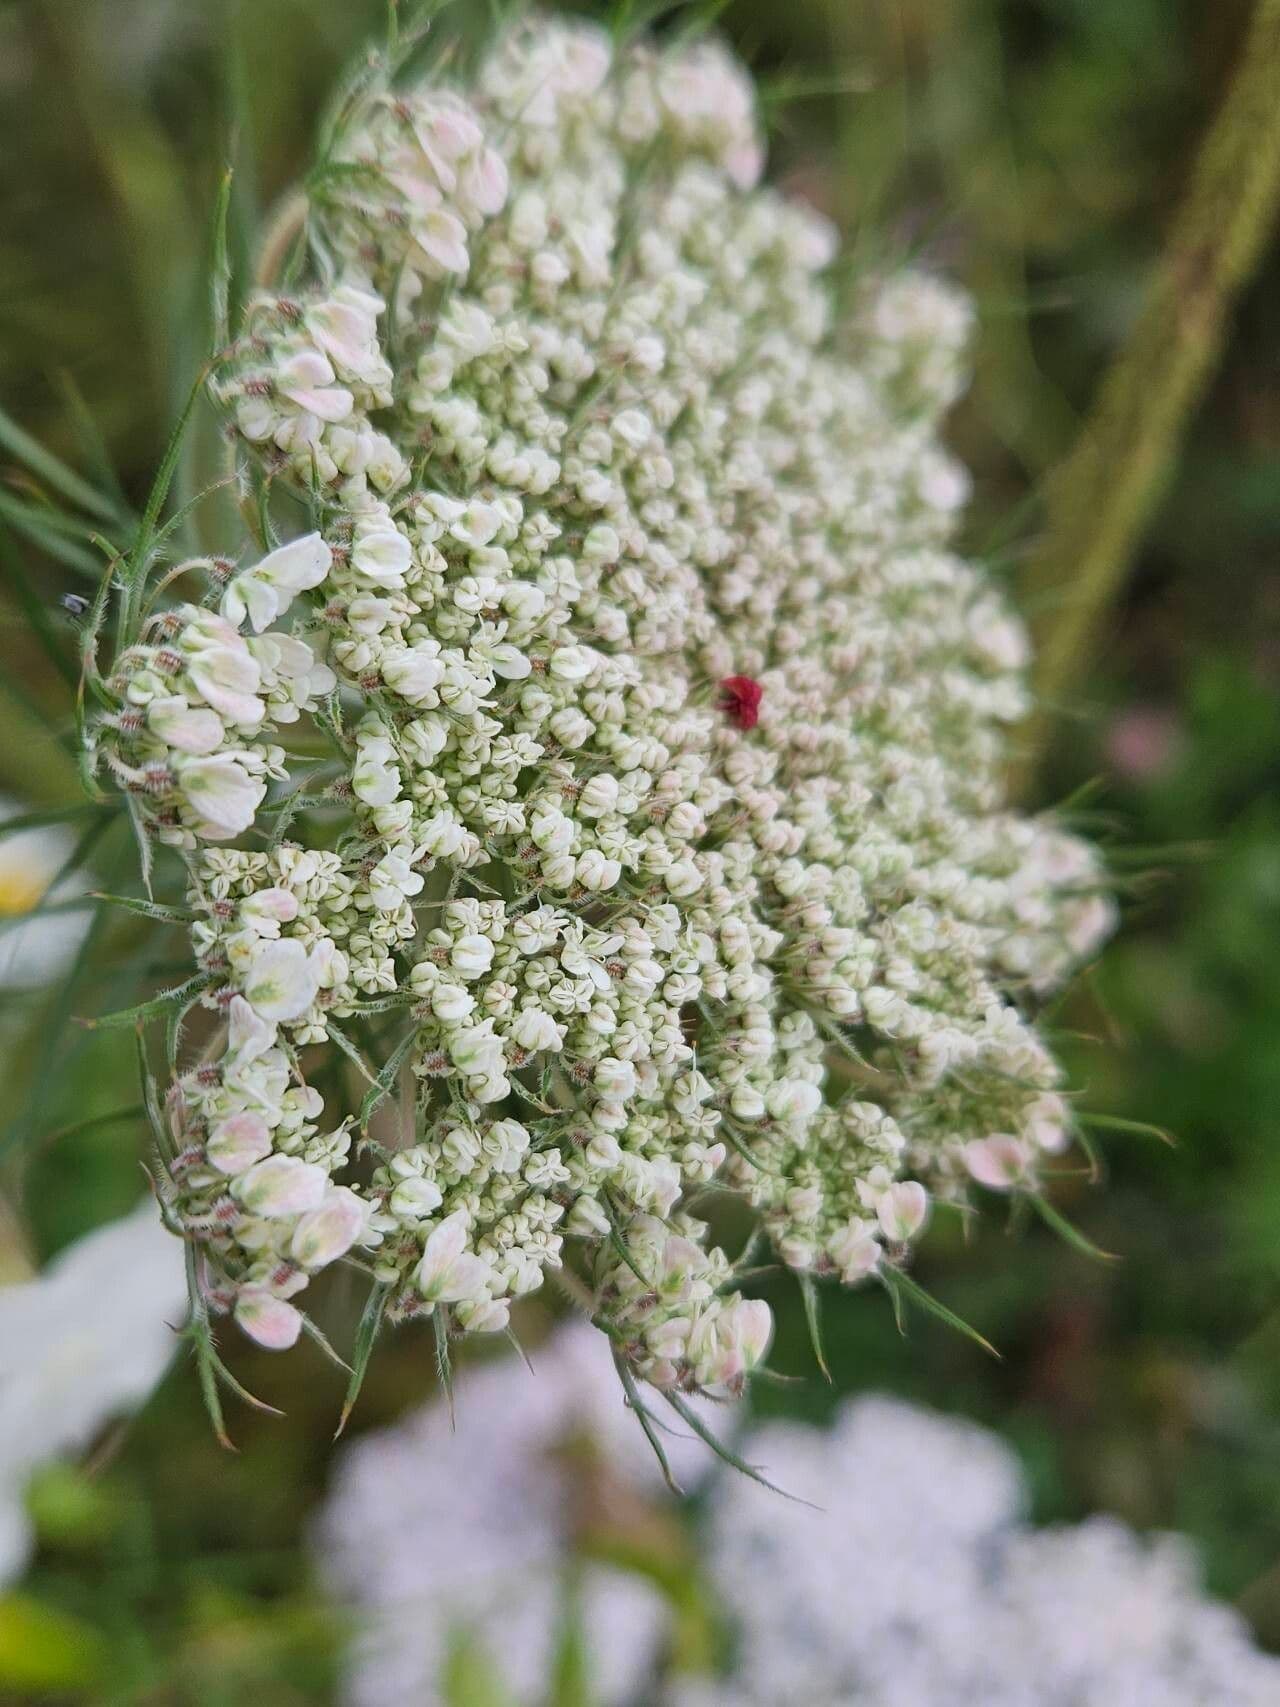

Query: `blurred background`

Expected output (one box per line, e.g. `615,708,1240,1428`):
1,0,1279,1699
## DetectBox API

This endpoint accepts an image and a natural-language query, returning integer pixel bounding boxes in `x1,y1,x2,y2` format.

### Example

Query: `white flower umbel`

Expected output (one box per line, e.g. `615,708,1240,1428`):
0,1200,186,1584
315,1320,711,1707
91,14,1116,1412
318,1343,1280,1707
671,1396,1280,1707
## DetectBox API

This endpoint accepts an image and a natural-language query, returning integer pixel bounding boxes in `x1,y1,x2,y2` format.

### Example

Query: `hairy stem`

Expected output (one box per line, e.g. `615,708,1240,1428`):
1016,0,1280,785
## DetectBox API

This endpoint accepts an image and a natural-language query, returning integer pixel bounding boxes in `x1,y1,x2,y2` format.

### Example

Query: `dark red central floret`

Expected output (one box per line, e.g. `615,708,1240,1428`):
719,675,764,731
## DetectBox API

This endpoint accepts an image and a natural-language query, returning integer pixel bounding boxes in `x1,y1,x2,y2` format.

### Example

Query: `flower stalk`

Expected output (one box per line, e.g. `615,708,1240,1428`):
1018,0,1280,783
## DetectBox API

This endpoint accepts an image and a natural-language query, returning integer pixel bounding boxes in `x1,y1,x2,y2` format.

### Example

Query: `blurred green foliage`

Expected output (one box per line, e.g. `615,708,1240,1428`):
1,0,1279,1699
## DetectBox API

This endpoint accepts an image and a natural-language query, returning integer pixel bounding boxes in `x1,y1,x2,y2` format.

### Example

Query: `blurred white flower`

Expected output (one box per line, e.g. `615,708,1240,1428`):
675,1396,1280,1707
0,1200,186,1584
0,800,92,990
316,1320,714,1707
319,1330,1280,1707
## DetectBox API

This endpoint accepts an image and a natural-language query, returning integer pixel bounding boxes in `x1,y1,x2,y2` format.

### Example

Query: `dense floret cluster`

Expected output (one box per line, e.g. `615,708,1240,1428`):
91,14,1112,1394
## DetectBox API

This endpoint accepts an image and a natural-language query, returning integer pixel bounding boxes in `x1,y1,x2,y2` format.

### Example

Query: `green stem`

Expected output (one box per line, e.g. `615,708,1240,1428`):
254,189,310,291
1017,0,1280,783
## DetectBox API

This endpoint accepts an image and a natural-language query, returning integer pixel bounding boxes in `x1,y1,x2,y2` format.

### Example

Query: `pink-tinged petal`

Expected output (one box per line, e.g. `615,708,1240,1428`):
226,995,275,1064
964,1135,1032,1192
291,1187,366,1269
235,1286,302,1350
233,1154,327,1218
735,1297,773,1367
877,1181,929,1243
206,1111,273,1176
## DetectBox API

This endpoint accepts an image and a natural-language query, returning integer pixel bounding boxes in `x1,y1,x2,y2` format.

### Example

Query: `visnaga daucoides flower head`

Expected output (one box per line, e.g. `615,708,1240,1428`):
88,11,1115,1434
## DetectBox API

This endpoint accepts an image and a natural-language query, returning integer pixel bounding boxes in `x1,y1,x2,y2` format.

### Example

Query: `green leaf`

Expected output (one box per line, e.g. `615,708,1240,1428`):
300,1311,354,1375
719,1119,783,1176
359,1024,420,1133
182,1266,234,1454
0,491,102,576
336,1282,390,1437
80,971,212,1031
182,1240,283,1445
797,1270,832,1382
881,1267,1003,1360
663,1389,812,1503
1028,1194,1121,1263
39,1103,147,1149
93,891,194,924
0,803,107,838
1075,1111,1176,1147
121,366,210,635
434,1306,455,1427
0,523,79,690
136,1031,170,1162
599,1190,649,1288
760,63,874,117
54,369,132,517
0,842,125,1158
325,1018,381,1086
441,1628,518,1707
613,1355,684,1497
0,1594,108,1693
123,793,155,899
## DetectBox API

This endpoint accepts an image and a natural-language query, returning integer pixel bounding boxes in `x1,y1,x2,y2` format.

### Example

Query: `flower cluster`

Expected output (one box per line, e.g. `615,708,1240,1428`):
316,1320,709,1707
98,535,334,843
91,14,1114,1393
679,1396,1280,1707
316,1327,1280,1707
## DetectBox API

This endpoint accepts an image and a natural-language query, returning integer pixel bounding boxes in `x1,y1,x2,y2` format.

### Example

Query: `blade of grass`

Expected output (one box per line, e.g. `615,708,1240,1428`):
0,397,120,525
121,365,212,638
0,524,79,690
54,370,132,518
